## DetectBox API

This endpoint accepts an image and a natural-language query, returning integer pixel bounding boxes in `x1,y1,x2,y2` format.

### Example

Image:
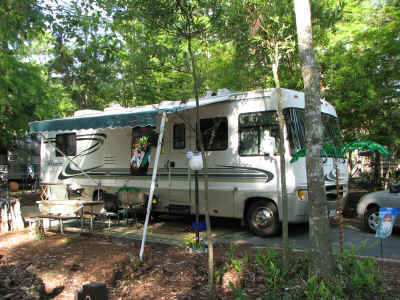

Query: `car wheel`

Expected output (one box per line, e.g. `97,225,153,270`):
247,200,280,237
364,206,379,233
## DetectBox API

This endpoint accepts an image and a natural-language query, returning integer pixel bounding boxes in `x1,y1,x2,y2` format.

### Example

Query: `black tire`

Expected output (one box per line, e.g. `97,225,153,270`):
247,200,280,237
364,206,379,233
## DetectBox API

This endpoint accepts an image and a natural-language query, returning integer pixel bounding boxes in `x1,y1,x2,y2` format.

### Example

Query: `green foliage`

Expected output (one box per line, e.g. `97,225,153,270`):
183,234,208,253
0,0,398,163
255,248,301,298
229,282,251,300
320,0,400,154
215,244,249,287
334,243,384,298
33,219,46,240
219,244,385,299
226,244,249,272
0,0,70,147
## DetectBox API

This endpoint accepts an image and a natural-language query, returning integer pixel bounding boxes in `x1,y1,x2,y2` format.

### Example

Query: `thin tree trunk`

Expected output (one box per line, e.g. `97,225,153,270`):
294,0,334,277
272,43,289,268
187,36,215,299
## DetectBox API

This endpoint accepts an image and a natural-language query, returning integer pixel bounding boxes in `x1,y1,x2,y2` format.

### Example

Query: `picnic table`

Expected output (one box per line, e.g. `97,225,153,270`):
34,200,104,233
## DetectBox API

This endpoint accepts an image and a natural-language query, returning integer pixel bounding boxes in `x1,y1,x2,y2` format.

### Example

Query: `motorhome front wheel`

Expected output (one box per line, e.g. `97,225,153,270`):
247,200,280,237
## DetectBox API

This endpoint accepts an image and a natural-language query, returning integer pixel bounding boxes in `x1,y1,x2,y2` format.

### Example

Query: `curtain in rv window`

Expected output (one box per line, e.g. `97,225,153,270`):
239,111,279,156
55,133,76,156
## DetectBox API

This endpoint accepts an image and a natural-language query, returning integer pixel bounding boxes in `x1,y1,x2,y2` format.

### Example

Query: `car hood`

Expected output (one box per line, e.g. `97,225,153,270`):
361,189,390,200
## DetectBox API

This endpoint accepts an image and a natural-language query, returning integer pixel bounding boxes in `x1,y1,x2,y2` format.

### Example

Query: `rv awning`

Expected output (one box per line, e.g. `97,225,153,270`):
29,110,159,133
29,90,239,133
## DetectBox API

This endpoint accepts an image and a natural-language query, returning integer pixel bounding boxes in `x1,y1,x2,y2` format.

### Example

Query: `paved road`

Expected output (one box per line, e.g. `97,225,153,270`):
214,218,400,261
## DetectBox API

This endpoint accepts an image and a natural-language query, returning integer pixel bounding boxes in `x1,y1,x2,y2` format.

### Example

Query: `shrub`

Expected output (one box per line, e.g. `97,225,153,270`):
222,243,384,299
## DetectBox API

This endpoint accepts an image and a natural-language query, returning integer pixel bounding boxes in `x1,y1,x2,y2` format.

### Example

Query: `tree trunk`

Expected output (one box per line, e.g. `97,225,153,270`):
187,36,215,299
293,0,335,277
0,198,25,233
272,43,289,268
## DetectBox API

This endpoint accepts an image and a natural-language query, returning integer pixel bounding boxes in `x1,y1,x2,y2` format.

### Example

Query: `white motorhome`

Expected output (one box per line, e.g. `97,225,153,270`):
29,88,348,236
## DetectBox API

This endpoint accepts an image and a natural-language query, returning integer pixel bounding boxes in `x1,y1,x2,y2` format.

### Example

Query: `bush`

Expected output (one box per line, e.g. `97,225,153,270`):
222,244,384,299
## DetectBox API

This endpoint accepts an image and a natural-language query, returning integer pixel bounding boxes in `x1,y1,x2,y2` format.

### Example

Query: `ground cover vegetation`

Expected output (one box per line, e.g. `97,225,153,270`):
1,228,398,299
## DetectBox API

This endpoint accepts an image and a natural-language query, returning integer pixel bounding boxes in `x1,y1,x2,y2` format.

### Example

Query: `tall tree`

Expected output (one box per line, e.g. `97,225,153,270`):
319,0,400,155
48,0,122,110
294,0,335,277
245,0,297,267
98,0,220,297
0,0,59,146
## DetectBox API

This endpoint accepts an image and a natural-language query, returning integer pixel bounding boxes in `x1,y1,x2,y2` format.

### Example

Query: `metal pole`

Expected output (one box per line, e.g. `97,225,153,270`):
335,159,344,253
140,112,167,261
195,170,199,246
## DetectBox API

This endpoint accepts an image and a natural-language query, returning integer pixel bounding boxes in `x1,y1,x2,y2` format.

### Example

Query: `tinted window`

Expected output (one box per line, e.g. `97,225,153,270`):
173,124,185,149
239,111,279,156
197,117,228,151
55,133,76,156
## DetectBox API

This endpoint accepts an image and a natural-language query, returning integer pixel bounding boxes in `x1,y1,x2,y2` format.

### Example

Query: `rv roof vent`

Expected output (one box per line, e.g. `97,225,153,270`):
205,90,217,97
74,110,102,117
104,102,124,112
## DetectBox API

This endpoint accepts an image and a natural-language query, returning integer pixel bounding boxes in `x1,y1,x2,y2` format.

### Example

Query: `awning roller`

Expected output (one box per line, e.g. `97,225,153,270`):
29,110,159,133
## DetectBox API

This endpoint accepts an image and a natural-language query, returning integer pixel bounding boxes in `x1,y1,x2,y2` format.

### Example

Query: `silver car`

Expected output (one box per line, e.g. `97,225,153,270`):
357,183,400,232
0,171,6,184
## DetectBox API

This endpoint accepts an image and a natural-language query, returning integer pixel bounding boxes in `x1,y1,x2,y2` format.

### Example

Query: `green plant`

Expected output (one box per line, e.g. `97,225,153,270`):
255,248,289,296
135,136,148,151
303,275,332,300
334,244,384,298
229,282,251,300
225,244,249,272
214,263,229,284
183,234,207,253
299,243,384,299
33,220,46,240
128,255,143,272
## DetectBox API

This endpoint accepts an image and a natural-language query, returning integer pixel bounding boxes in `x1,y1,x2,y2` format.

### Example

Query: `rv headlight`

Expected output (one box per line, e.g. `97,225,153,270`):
297,189,308,201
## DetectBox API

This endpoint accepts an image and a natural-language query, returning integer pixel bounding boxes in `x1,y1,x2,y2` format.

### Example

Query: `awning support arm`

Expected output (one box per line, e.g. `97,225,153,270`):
139,112,167,261
38,132,100,186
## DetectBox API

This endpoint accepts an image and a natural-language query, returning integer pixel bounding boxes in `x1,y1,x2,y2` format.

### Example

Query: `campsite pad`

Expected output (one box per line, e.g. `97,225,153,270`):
60,215,250,246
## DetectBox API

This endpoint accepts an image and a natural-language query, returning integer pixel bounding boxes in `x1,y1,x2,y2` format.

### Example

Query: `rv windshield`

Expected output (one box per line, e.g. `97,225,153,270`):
284,108,343,156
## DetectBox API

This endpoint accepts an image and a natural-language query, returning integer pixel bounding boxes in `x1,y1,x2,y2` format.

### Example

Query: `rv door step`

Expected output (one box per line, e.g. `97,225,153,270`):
168,205,191,215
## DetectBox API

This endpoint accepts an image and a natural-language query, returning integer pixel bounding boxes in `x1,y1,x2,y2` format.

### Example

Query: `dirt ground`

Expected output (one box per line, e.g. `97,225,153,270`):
2,230,400,300
1,188,400,299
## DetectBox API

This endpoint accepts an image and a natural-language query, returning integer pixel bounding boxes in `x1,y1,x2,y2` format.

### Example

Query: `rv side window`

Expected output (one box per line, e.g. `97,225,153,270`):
239,111,279,156
55,133,76,157
173,124,185,149
197,117,228,151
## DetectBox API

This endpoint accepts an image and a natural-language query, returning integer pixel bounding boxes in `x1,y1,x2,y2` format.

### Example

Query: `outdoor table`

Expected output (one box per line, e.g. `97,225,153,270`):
79,201,104,231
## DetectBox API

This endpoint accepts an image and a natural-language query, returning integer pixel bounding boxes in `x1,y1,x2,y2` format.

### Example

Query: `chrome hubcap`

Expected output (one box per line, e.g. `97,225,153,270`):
254,207,273,228
367,211,379,231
